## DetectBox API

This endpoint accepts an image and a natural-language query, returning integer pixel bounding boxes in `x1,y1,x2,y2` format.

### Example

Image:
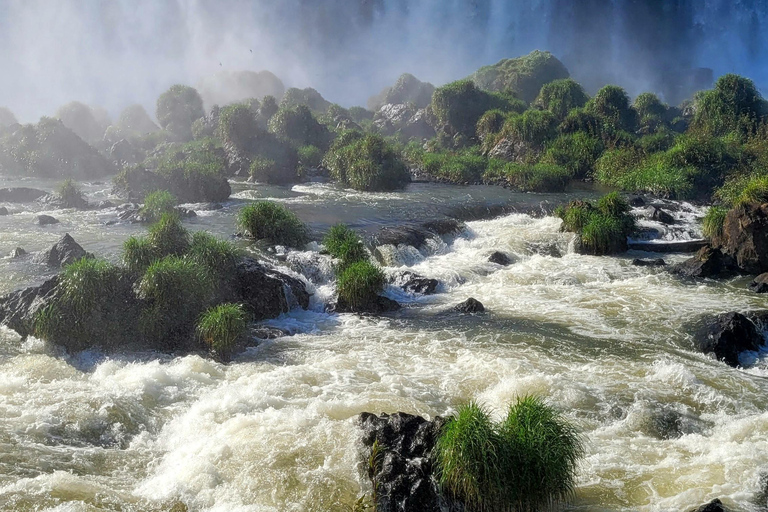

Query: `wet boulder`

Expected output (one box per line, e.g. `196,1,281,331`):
694,312,764,367
332,295,401,314
749,273,768,293
0,275,60,338
230,257,309,320
0,206,8,215
671,246,738,279
0,187,47,203
651,206,675,225
689,499,728,512
35,214,59,226
632,258,666,267
720,203,768,274
389,271,438,295
488,251,513,266
10,247,26,258
358,412,445,512
454,297,485,313
421,218,465,237
32,233,92,268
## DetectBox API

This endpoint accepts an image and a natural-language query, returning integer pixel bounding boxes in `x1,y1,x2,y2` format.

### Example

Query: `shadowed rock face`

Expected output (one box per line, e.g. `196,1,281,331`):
694,312,764,367
0,187,47,202
358,412,445,512
720,203,768,275
33,233,92,268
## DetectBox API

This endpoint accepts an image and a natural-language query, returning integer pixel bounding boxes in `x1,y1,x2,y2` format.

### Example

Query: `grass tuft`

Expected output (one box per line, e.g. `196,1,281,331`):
140,190,177,223
197,303,249,359
702,206,729,241
337,261,385,310
237,201,309,247
323,224,368,269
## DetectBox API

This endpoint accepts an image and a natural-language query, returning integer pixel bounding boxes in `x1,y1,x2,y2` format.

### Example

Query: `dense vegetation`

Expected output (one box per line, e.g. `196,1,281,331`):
237,201,309,247
556,192,636,255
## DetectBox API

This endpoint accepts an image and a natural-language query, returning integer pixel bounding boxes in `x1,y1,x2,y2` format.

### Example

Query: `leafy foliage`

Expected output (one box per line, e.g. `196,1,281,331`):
587,85,638,132
268,105,331,148
692,74,768,139
197,303,249,359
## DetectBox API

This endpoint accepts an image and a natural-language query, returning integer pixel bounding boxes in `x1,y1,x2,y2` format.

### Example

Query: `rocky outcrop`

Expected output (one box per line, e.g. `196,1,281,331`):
0,275,60,338
749,273,768,293
719,203,768,274
650,206,675,225
358,412,445,512
231,257,310,320
389,271,438,295
373,104,435,140
0,187,47,203
373,220,465,251
0,207,8,215
10,247,26,258
35,215,59,226
694,312,764,367
32,234,92,268
671,246,738,279
454,298,485,313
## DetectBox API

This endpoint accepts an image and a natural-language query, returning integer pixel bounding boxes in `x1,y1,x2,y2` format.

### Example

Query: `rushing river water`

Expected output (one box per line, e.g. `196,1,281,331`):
0,177,767,512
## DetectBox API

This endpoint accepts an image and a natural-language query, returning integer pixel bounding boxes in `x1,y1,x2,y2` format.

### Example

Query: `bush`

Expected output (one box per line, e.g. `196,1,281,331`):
149,138,232,202
556,192,635,255
471,50,570,103
249,157,284,184
237,201,309,247
138,256,213,348
280,87,331,112
485,161,570,192
297,145,323,169
336,261,385,310
587,85,638,132
156,85,205,141
117,104,159,134
140,190,177,223
702,206,729,241
197,303,249,359
323,224,368,269
476,110,507,142
541,132,603,178
633,92,669,133
535,78,589,120
501,109,558,151
57,179,86,208
415,148,487,184
718,173,768,207
692,74,768,139
188,231,240,279
558,107,602,138
147,213,191,258
435,397,583,511
348,106,374,123
324,134,410,191
218,103,259,150
123,235,158,274
258,95,279,126
268,105,330,149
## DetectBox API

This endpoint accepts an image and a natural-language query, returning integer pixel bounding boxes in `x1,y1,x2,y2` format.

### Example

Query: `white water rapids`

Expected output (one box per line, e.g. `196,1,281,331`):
0,179,767,511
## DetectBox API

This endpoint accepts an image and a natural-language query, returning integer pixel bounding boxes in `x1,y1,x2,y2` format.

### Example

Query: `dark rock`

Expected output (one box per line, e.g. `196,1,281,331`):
488,251,513,266
720,203,768,274
671,246,738,279
374,226,431,249
629,196,645,207
632,258,666,267
10,247,27,258
421,218,464,237
249,326,290,340
694,312,764,367
0,187,47,203
333,295,401,314
32,233,92,268
749,273,768,293
37,192,88,210
358,412,445,512
390,271,439,295
109,138,144,165
628,240,707,253
35,214,59,226
688,499,728,512
177,208,197,219
97,200,114,209
454,298,485,313
231,257,310,320
0,275,60,338
0,206,8,215
651,206,675,225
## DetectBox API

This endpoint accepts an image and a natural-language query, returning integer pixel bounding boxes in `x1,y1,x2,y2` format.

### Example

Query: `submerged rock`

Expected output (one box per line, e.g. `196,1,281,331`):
488,251,513,266
35,214,59,226
632,258,666,267
748,273,768,293
358,412,445,512
689,499,728,512
694,312,764,367
389,270,438,295
651,206,675,225
0,206,8,215
9,247,26,258
32,234,92,268
454,297,485,313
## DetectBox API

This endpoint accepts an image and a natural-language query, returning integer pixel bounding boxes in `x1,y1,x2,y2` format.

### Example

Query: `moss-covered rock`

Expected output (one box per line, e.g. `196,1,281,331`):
280,87,331,112
55,101,110,144
368,73,435,111
471,50,570,103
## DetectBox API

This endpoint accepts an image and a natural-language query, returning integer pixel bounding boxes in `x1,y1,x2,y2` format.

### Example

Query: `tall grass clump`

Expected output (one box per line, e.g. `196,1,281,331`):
188,231,241,279
323,224,368,269
57,178,86,208
336,261,385,310
484,161,570,192
237,201,309,247
324,134,410,191
435,397,584,511
555,192,635,255
702,206,729,242
140,190,177,223
197,303,249,360
147,213,190,257
123,235,158,274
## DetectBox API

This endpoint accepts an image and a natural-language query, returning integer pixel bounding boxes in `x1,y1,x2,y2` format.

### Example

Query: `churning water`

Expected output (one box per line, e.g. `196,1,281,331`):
1,178,767,511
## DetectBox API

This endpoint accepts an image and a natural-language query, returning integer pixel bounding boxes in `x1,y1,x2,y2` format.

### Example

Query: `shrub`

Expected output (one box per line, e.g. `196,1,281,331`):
415,148,487,184
188,231,240,279
219,103,259,150
147,213,191,258
501,109,558,151
249,157,284,184
297,145,323,169
149,138,232,202
258,95,279,126
637,130,677,153
323,224,368,269
117,104,159,134
471,50,570,103
268,105,330,149
718,173,768,206
280,87,331,112
633,92,669,133
702,206,729,241
324,134,410,191
476,110,507,142
587,85,638,132
541,132,603,178
559,107,602,138
138,256,214,348
34,258,135,350
57,179,86,208
485,161,570,192
140,190,177,223
336,261,385,310
237,201,309,247
556,193,635,255
692,74,768,139
123,235,158,274
197,303,249,359
348,106,374,123
535,78,589,120
156,84,205,141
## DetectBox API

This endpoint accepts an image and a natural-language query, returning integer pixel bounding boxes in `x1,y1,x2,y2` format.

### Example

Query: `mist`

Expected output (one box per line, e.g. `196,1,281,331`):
0,0,766,123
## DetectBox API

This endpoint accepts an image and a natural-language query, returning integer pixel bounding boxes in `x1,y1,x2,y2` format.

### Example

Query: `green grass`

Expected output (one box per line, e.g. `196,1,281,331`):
323,224,368,269
123,235,158,274
484,161,571,192
435,397,584,512
147,213,191,257
140,190,177,223
297,145,323,169
337,261,385,310
237,201,309,247
541,132,603,178
535,78,589,120
197,303,249,359
702,206,729,241
555,193,635,255
188,231,241,279
323,134,410,191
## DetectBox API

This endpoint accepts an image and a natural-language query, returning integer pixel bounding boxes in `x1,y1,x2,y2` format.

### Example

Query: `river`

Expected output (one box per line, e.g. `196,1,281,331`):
0,177,766,511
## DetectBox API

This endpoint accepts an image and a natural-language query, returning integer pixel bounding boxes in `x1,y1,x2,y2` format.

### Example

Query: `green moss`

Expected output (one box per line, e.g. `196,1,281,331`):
336,261,385,310
541,132,603,178
702,206,729,241
471,50,570,103
556,193,635,255
535,78,589,120
140,190,177,223
323,134,410,191
197,303,249,360
156,84,205,141
323,224,368,269
237,201,309,247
